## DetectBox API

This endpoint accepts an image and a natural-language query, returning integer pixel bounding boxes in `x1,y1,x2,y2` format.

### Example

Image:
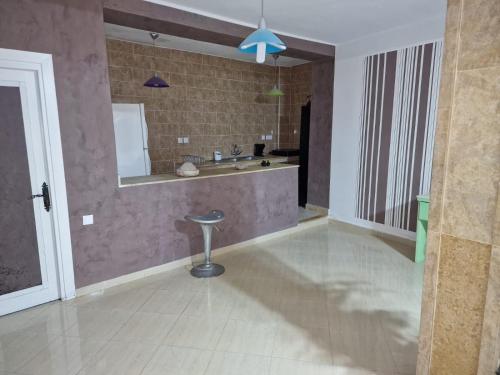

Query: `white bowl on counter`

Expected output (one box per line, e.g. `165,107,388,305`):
176,162,200,177
176,169,200,177
235,163,248,170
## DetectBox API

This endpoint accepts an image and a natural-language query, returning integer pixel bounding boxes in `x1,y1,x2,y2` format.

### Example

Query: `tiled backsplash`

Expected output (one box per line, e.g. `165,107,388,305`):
106,38,311,174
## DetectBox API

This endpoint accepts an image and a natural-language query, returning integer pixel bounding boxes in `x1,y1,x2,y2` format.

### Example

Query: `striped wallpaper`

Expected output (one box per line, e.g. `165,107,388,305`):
355,41,443,232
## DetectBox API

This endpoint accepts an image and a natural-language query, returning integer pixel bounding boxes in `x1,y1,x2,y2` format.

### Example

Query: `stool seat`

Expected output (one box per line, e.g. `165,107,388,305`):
185,210,224,225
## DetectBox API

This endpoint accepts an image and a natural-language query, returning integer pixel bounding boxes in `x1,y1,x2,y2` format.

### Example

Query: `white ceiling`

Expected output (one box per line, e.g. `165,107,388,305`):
105,23,310,67
145,0,446,45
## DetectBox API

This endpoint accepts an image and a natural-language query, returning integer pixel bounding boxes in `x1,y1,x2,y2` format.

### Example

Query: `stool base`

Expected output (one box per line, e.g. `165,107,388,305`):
190,263,225,278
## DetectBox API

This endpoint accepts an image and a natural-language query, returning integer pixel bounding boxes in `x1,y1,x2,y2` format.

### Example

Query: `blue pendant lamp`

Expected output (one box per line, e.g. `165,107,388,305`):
239,0,286,63
144,32,169,88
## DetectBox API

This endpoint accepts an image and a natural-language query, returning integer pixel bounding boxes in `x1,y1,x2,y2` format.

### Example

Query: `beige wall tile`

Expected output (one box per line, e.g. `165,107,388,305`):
428,108,450,230
434,0,461,111
441,0,461,70
458,0,500,71
108,66,133,82
430,234,492,375
421,0,500,373
154,47,171,60
477,245,500,375
169,49,203,64
441,67,500,243
106,39,133,53
437,71,455,111
416,230,441,375
133,43,154,57
494,184,500,247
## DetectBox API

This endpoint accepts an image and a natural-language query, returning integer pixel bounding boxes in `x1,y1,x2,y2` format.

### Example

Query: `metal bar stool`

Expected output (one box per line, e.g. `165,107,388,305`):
185,210,225,278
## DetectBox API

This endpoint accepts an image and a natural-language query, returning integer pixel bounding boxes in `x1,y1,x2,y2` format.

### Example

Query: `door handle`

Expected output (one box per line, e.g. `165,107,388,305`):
28,182,51,212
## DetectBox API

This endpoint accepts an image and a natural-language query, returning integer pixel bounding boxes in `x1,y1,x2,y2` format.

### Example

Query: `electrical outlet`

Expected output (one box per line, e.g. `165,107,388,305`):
82,215,93,225
265,134,273,140
183,137,189,144
261,135,266,140
177,137,183,144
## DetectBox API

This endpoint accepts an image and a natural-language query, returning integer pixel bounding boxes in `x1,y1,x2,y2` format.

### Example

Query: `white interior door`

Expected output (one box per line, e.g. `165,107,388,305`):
0,67,60,315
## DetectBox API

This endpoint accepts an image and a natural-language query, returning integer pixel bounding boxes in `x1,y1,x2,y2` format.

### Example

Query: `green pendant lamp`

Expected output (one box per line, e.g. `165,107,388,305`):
267,54,284,97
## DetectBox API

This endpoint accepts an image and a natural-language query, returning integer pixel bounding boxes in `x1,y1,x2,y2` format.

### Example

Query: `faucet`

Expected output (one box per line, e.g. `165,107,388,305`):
230,144,242,157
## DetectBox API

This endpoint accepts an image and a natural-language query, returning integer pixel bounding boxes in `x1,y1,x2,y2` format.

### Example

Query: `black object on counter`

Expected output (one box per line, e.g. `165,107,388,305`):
270,148,300,157
254,143,265,156
260,160,271,167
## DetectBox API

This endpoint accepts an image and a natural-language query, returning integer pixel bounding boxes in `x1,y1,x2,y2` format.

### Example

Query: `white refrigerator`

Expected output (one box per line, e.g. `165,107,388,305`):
112,103,151,178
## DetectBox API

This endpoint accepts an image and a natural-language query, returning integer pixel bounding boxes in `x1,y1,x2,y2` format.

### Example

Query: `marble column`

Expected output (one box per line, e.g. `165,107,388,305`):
416,0,500,374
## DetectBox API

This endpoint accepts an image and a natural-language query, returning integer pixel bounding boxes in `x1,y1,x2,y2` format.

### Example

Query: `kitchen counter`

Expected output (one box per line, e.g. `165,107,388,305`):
119,162,299,187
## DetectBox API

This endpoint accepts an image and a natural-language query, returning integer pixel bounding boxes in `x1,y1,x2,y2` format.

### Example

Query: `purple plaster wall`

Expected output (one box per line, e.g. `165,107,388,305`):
0,87,42,294
0,0,298,288
308,59,335,209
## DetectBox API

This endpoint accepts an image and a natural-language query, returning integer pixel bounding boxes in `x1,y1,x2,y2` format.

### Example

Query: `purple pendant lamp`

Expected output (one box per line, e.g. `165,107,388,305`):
144,32,169,88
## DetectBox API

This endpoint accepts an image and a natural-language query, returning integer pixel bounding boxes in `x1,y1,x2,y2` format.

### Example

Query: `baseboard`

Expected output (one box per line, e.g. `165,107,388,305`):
328,216,416,243
75,256,193,297
76,216,328,297
305,203,329,216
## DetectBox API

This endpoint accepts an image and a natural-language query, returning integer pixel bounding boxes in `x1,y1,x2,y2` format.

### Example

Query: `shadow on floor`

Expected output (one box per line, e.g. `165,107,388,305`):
373,233,416,262
218,241,418,373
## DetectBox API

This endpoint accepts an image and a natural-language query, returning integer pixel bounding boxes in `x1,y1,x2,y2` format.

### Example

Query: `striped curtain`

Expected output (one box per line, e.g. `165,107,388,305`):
355,41,443,232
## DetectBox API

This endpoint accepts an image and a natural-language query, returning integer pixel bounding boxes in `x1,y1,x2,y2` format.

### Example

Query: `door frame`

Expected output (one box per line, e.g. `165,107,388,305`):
0,48,75,300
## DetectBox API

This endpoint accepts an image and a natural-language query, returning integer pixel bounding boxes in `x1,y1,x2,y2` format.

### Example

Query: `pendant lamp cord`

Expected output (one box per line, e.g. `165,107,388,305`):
274,54,281,149
261,0,264,18
272,54,280,88
277,64,280,149
278,65,281,89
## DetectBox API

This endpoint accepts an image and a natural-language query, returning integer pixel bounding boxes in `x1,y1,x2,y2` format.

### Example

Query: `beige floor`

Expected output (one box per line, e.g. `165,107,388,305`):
0,222,424,375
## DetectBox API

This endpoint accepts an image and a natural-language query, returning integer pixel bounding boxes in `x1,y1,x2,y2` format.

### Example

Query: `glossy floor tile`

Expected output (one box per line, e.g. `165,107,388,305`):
216,319,277,356
63,308,132,341
17,337,107,375
0,222,423,374
205,352,271,375
76,341,157,375
163,314,227,350
139,289,196,316
141,346,212,375
111,312,177,344
0,331,59,372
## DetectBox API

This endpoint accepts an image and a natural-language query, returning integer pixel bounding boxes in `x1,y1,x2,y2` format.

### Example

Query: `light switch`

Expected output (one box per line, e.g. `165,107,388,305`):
82,215,93,225
261,135,266,140
265,134,273,140
177,137,183,144
183,137,189,144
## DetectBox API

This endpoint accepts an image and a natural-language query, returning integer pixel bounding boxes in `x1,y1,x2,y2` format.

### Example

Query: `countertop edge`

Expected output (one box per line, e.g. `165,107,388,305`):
119,163,299,188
